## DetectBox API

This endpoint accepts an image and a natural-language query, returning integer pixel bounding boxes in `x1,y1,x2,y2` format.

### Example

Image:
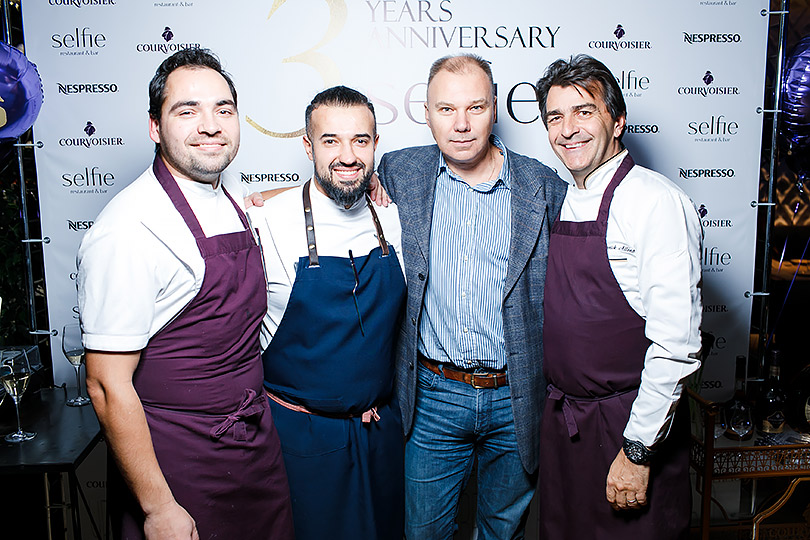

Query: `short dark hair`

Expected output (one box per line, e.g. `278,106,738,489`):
535,54,626,132
304,86,376,138
427,54,494,96
148,48,237,121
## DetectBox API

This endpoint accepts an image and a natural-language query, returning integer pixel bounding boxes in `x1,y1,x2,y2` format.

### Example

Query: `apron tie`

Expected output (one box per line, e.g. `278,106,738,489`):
547,383,640,440
266,390,381,424
210,388,267,441
547,384,579,438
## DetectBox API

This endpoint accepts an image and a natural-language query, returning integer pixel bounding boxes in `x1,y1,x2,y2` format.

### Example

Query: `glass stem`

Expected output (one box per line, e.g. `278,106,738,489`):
13,399,22,435
74,365,82,398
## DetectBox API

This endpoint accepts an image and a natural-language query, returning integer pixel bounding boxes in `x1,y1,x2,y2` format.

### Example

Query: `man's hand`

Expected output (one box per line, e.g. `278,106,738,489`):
368,172,390,207
605,448,650,510
144,500,199,540
244,191,265,209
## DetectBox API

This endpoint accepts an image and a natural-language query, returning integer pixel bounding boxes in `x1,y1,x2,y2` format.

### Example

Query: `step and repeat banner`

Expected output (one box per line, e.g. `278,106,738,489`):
22,0,768,401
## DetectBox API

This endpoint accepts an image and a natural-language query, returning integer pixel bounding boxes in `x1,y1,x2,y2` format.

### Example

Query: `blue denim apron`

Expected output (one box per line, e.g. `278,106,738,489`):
262,180,406,540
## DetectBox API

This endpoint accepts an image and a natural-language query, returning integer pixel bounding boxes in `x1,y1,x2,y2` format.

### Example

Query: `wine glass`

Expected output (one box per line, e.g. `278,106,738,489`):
62,324,91,407
2,349,36,442
726,401,753,441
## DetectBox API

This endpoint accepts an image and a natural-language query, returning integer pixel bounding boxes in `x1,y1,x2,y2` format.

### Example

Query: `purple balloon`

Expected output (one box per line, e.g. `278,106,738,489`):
780,36,810,151
0,42,44,140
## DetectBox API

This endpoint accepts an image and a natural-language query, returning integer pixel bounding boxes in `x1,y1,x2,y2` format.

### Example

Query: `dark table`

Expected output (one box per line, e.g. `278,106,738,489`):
0,387,103,539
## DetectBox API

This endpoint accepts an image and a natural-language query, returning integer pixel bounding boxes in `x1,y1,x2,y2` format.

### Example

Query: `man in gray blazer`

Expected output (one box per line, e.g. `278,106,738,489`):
377,54,566,540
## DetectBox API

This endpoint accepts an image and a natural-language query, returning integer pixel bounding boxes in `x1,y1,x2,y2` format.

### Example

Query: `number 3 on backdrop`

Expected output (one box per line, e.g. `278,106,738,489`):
246,0,346,139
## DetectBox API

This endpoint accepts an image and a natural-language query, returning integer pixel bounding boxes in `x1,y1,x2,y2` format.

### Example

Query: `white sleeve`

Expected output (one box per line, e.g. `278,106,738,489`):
78,219,159,352
622,189,703,447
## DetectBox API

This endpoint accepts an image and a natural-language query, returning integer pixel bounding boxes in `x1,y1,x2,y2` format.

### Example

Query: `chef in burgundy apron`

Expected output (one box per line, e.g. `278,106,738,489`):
540,154,691,539
109,157,294,540
261,180,406,540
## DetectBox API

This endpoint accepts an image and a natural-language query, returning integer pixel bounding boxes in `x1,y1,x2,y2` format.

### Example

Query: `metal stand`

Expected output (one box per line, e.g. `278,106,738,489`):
1,0,51,339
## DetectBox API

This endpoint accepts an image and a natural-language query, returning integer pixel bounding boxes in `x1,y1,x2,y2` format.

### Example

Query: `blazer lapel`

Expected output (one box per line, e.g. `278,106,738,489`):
504,150,547,298
411,146,440,264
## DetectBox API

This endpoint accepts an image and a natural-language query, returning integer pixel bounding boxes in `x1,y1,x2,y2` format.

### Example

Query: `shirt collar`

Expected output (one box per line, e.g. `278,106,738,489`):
437,134,510,189
571,148,629,190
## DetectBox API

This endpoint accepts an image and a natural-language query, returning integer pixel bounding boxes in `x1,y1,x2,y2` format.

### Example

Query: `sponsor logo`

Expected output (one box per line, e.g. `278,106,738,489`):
49,0,115,6
62,166,115,194
616,69,650,98
69,271,79,280
683,32,741,44
679,167,735,179
57,82,119,95
58,121,125,148
136,27,200,53
688,114,739,142
51,27,107,56
701,246,732,272
241,173,301,183
697,205,733,228
67,219,94,231
698,0,738,5
703,304,729,313
624,124,659,134
677,70,740,97
588,24,652,51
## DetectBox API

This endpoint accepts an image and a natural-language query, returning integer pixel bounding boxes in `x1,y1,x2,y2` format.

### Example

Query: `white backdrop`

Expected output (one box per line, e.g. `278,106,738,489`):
21,0,769,401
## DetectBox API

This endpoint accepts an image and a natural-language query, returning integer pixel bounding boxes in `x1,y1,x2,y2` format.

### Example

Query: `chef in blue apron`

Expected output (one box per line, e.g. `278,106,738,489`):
534,56,703,539
248,86,406,540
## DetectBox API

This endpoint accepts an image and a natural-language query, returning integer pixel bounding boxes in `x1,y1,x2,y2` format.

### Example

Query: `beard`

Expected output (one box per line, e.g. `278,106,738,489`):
313,161,373,207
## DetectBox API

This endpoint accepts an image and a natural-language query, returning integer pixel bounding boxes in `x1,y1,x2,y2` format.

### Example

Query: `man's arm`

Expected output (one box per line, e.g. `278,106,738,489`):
606,184,703,510
86,351,198,540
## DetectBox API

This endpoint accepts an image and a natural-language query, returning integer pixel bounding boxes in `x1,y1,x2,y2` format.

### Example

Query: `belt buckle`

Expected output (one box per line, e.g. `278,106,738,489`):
471,374,492,389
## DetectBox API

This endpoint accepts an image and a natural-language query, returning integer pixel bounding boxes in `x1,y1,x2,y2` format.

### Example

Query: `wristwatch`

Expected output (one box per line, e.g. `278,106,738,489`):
622,438,655,465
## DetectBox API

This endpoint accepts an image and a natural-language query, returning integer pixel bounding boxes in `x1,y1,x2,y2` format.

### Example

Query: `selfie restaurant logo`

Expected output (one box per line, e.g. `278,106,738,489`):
588,24,652,52
136,26,200,54
61,165,116,195
51,27,107,57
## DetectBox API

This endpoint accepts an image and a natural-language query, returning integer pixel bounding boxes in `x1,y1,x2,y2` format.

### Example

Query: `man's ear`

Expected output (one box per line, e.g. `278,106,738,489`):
614,114,627,139
149,116,161,145
303,134,314,162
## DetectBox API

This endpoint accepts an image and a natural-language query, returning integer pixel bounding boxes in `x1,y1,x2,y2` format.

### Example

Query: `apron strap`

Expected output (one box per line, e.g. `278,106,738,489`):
209,388,268,441
596,153,635,224
547,383,638,440
301,179,391,268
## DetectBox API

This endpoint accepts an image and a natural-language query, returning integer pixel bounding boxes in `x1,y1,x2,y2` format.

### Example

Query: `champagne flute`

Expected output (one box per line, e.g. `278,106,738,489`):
2,349,36,442
62,324,91,407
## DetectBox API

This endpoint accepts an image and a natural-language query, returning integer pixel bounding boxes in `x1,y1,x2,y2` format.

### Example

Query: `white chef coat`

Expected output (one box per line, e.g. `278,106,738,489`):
559,149,703,447
247,181,404,351
78,163,249,352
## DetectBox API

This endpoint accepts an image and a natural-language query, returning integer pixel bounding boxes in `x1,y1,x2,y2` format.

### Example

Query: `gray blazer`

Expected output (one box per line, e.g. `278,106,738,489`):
377,144,567,473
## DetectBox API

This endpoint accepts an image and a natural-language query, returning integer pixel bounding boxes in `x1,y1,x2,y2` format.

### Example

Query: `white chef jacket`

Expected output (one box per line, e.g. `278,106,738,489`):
78,163,249,352
247,181,404,351
559,149,703,447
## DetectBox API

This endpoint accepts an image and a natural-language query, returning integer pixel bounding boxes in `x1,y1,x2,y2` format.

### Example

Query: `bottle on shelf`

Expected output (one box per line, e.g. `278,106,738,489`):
755,348,788,434
724,355,754,441
787,363,810,433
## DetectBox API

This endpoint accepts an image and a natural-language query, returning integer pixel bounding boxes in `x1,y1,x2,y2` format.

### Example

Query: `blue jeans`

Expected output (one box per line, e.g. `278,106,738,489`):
405,362,536,540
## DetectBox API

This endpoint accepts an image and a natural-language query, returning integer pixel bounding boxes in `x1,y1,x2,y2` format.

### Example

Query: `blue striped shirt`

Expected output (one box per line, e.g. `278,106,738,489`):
418,136,511,370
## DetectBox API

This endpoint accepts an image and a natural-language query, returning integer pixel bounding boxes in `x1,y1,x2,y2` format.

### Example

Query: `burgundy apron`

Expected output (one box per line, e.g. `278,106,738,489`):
110,156,294,540
540,154,690,539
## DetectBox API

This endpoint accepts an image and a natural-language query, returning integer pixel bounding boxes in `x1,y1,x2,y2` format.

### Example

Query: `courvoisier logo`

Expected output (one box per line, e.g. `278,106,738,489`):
588,24,652,51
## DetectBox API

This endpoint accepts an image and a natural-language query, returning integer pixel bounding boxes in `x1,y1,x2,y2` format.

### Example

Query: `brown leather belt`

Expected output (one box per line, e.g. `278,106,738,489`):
418,355,508,389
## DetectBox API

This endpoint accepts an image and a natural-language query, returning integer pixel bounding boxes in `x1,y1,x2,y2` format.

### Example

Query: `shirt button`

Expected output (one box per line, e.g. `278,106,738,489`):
463,255,469,262
461,291,467,298
463,327,469,333
418,273,425,281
